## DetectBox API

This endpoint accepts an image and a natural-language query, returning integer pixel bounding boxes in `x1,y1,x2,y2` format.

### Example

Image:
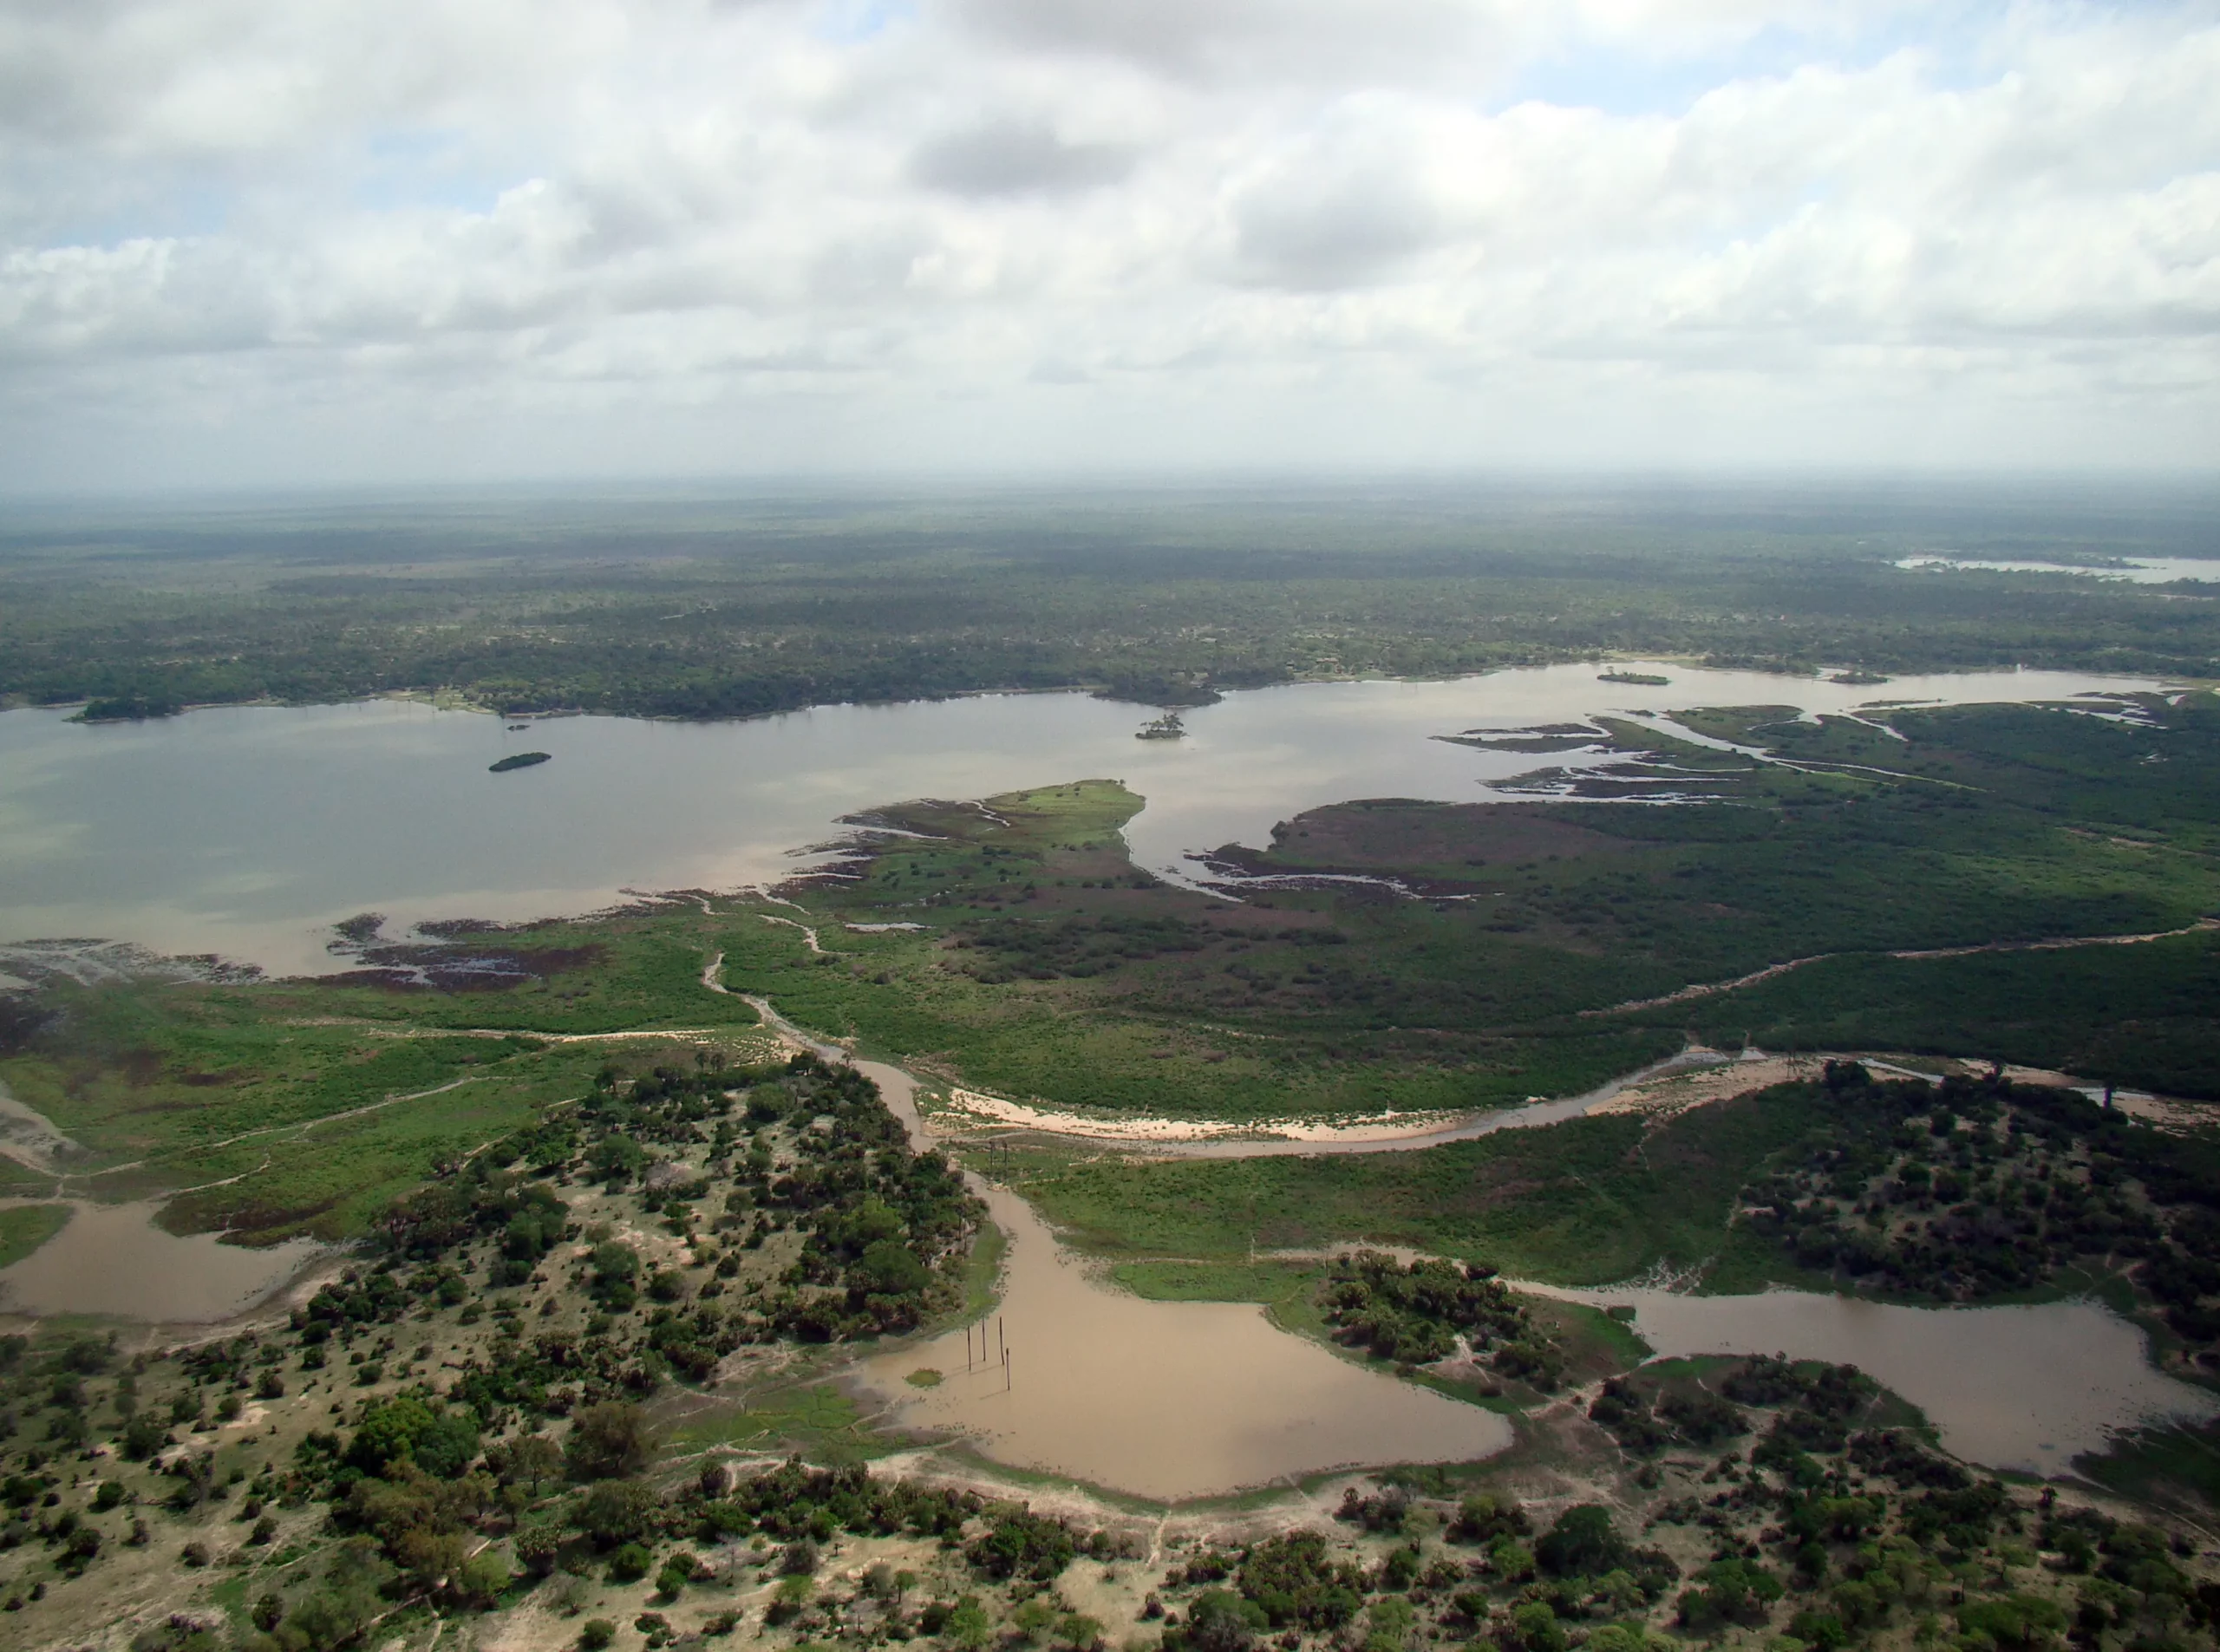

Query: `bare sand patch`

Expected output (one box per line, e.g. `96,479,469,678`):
931,1086,1468,1146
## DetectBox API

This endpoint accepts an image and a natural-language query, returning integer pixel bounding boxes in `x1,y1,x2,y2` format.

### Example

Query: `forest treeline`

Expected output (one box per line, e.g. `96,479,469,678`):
5,488,2217,718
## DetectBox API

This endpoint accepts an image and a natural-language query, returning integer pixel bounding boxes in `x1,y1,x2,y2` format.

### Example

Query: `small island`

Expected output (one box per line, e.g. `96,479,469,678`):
1134,711,1186,741
488,751,552,773
1596,669,1669,685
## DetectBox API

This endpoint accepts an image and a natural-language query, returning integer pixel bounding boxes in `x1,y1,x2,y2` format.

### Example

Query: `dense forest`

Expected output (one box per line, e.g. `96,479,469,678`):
3,483,2216,720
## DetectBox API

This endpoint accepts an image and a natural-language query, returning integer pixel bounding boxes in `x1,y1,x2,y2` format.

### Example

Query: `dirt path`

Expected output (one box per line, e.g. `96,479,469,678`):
1588,915,2220,1017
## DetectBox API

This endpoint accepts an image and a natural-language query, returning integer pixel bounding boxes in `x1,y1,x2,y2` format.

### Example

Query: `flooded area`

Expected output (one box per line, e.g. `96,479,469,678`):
1533,1283,2220,1473
0,1197,325,1322
854,1048,1510,1502
0,663,2166,976
859,1185,1512,1501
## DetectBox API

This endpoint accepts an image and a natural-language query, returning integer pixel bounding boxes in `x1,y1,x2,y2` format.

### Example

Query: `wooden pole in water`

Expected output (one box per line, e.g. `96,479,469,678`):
998,1316,1004,1360
1004,1348,1010,1392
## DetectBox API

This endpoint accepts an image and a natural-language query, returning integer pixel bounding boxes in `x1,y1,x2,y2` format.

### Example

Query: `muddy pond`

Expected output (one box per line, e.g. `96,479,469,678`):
1532,1284,2219,1476
859,1055,2211,1499
0,1197,323,1322
859,1187,1514,1501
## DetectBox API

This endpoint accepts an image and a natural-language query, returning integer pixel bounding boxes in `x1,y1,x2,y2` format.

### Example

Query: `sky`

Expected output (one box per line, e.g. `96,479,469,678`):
1,0,2215,490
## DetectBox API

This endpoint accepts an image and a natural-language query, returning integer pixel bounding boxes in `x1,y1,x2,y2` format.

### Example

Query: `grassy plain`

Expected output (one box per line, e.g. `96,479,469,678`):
1002,1089,1818,1285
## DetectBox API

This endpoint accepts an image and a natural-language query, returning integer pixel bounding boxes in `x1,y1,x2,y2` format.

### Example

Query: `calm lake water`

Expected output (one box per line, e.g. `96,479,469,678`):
0,663,2164,976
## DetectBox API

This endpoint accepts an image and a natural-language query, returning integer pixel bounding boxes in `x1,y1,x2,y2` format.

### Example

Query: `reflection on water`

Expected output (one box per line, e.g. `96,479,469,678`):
860,1186,1512,1501
1535,1284,2220,1472
0,1198,325,1322
0,663,2165,975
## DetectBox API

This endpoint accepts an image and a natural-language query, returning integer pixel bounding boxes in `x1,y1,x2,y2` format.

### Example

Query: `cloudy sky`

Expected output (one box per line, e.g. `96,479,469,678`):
2,0,2215,489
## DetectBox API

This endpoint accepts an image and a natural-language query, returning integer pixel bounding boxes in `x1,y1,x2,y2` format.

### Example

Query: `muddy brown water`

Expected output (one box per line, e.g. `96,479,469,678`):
846,1051,1517,1501
1525,1283,2220,1474
0,1197,325,1322
859,1185,1514,1501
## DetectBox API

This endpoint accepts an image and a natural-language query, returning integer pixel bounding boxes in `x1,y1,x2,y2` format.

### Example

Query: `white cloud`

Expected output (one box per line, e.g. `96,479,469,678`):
0,0,2214,485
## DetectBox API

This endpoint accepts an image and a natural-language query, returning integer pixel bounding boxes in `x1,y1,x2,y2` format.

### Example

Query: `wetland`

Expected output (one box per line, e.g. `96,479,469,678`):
4,483,2220,1650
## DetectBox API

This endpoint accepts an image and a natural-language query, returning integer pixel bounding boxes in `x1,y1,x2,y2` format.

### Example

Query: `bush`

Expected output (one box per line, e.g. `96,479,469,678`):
579,1620,617,1650
607,1542,653,1583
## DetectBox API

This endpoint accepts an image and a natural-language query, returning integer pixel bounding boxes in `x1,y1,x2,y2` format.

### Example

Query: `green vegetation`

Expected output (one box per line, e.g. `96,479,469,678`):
8,482,2220,1647
8,484,2219,722
1321,1252,1564,1388
695,695,2220,1132
1005,1089,1813,1283
0,1203,69,1269
488,751,552,773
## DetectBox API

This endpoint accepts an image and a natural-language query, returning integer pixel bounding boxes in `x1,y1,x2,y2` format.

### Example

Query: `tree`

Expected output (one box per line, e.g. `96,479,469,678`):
497,1433,564,1494
1538,1505,1631,1578
1188,1590,1263,1652
945,1597,992,1651
454,1550,512,1605
857,1240,930,1296
515,1521,565,1577
565,1403,651,1481
120,1412,166,1461
347,1396,480,1479
572,1479,656,1547
1502,1603,1567,1652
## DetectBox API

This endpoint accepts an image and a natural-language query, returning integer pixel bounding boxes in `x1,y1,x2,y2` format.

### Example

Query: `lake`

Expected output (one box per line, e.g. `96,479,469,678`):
0,662,2164,977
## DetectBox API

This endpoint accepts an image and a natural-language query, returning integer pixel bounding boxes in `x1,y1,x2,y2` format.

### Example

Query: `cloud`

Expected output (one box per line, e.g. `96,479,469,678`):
909,117,1134,196
0,0,2214,485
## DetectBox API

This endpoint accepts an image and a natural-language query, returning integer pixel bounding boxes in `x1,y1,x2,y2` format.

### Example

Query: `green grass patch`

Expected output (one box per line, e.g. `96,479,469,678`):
1015,1084,1825,1287
0,1203,69,1269
665,1379,893,1467
1109,1257,1321,1306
